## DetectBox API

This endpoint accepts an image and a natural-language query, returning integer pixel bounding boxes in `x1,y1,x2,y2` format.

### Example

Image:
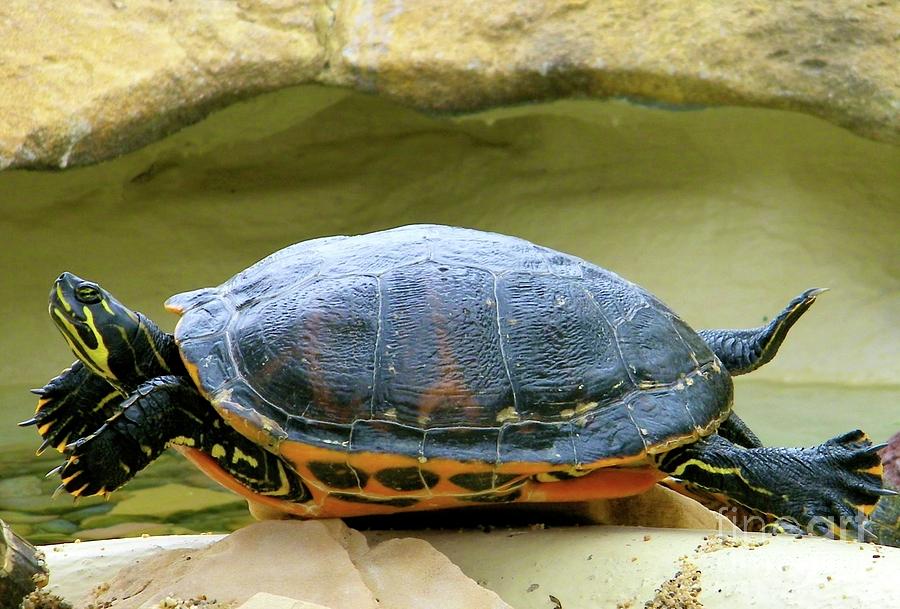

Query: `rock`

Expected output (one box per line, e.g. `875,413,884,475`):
237,593,334,609
0,520,48,609
355,537,511,609
0,0,324,170
371,525,900,608
42,534,224,604
83,521,380,609
1,0,897,169
70,520,514,609
41,522,900,609
567,485,739,532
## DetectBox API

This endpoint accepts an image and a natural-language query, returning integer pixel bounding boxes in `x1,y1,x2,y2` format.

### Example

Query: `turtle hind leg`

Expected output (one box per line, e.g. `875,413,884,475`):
698,288,826,376
59,375,208,497
658,430,896,539
19,361,125,455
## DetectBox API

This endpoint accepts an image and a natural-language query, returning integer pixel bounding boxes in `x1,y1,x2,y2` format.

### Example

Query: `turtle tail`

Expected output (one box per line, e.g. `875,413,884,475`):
698,288,826,376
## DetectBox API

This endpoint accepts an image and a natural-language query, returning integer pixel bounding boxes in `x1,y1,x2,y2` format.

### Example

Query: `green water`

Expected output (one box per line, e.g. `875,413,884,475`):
1,380,896,544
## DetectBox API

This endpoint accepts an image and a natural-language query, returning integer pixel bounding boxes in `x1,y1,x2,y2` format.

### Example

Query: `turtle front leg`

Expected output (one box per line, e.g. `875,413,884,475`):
57,376,310,502
658,430,896,539
58,375,208,497
19,361,125,455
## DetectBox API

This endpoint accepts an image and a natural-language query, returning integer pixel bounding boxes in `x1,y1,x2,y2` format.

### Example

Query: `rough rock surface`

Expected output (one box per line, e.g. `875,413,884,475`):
40,522,900,609
81,520,512,609
2,0,897,169
237,594,334,609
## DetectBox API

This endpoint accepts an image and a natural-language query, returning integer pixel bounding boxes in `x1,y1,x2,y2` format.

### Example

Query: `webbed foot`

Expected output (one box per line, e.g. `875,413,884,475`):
791,430,895,539
19,361,124,455
56,375,203,497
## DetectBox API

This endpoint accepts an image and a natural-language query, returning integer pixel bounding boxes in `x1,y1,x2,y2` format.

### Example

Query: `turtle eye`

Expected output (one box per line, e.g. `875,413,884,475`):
75,283,102,304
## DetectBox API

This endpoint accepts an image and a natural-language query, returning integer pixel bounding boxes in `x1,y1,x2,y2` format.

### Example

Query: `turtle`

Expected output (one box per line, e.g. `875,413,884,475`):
22,224,893,536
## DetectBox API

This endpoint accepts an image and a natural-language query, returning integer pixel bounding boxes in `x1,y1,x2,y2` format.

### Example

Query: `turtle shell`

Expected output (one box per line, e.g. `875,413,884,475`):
166,225,731,479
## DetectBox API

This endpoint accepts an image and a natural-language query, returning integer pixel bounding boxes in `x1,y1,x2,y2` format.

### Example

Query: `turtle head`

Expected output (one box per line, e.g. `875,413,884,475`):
49,272,161,392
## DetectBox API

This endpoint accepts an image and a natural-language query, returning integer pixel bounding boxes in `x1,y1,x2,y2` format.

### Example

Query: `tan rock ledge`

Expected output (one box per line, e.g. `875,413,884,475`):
40,521,900,609
2,0,897,170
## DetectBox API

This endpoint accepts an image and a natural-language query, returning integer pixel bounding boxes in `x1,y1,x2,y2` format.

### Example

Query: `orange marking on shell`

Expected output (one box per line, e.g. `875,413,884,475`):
518,468,665,502
180,408,663,518
416,306,482,425
297,310,340,421
182,439,665,518
182,358,205,398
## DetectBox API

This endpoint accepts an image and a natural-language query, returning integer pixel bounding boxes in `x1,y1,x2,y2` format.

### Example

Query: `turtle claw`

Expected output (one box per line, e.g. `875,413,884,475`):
45,464,64,479
36,437,54,456
51,483,67,499
58,422,143,498
25,361,127,461
64,435,92,454
803,287,829,298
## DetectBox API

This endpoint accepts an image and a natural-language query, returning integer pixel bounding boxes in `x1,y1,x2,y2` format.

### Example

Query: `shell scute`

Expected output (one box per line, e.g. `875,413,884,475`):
429,231,550,274
174,297,231,342
572,406,647,465
233,275,379,425
285,417,350,451
497,271,627,419
498,421,576,465
349,420,422,456
421,426,501,463
182,338,232,396
373,262,512,427
222,238,340,308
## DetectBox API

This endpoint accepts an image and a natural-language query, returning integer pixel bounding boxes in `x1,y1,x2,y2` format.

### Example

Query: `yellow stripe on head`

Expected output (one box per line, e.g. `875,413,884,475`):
52,307,113,381
55,283,73,313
